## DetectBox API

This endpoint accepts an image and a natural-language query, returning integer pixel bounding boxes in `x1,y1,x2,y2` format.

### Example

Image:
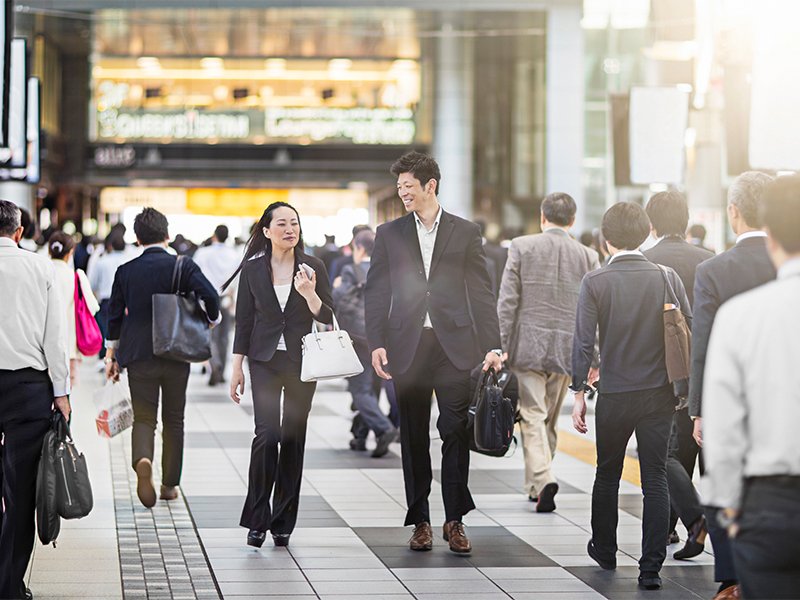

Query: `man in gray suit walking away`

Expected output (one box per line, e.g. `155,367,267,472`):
497,193,600,512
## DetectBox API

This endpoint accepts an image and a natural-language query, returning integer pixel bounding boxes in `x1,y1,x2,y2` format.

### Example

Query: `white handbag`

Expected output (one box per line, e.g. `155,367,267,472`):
300,314,365,382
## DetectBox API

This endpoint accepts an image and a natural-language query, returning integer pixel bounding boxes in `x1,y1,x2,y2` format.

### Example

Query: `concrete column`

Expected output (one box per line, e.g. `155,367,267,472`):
433,16,474,219
0,181,34,214
546,3,585,231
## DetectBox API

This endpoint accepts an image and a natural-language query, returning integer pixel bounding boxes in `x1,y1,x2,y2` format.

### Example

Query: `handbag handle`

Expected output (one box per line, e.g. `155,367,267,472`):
310,313,341,336
171,255,186,294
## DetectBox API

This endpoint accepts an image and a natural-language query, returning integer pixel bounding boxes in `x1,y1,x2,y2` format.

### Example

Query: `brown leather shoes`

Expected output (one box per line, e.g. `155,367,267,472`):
443,520,472,554
135,458,156,508
160,485,179,501
409,521,433,551
713,585,740,599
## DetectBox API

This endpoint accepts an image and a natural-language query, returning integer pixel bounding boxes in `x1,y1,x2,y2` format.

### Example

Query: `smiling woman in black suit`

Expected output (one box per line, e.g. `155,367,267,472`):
223,201,333,548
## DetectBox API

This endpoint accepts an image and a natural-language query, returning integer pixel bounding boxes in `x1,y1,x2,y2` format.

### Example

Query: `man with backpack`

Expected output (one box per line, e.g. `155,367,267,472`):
333,229,398,457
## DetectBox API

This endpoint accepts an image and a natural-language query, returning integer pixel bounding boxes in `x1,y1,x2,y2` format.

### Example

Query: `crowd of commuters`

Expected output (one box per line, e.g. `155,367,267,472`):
1,151,798,599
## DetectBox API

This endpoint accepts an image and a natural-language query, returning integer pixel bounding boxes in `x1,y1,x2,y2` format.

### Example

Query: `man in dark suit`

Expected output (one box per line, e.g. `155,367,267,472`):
572,202,690,591
688,171,776,600
365,151,502,554
643,191,713,558
105,208,220,508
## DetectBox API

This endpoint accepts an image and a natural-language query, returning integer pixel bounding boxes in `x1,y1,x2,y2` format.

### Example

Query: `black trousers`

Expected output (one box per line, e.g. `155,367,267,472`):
392,329,474,526
666,408,704,531
127,358,190,487
240,351,315,535
0,368,53,600
591,385,675,574
733,477,800,599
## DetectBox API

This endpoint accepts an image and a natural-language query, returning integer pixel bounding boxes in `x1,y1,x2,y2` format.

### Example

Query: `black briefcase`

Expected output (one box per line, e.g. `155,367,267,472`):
55,415,94,520
36,412,62,545
152,255,212,363
468,368,517,457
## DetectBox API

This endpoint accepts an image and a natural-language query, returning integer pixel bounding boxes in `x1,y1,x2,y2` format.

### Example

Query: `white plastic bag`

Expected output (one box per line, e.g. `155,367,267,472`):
94,374,133,438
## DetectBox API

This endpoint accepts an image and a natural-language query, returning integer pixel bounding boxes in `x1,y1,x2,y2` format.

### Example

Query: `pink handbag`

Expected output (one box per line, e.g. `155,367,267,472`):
74,272,102,356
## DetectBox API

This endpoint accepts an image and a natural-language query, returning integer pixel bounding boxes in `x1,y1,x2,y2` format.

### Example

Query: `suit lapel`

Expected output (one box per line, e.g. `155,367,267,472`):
403,214,425,271
429,211,454,277
252,255,280,311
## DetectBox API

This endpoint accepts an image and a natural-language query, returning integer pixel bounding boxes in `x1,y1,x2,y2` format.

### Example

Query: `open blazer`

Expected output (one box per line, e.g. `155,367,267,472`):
233,252,334,363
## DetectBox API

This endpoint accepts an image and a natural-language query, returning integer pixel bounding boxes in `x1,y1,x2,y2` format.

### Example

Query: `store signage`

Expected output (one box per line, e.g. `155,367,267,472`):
264,107,415,145
94,145,136,168
97,109,250,141
99,187,188,213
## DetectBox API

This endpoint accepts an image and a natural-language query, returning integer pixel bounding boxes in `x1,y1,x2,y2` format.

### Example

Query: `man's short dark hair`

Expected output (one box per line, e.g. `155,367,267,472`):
762,175,800,254
133,207,169,245
0,199,21,237
601,202,651,250
541,192,577,227
107,230,126,252
728,171,774,228
214,224,229,243
645,190,689,236
353,229,375,256
688,223,706,240
390,151,441,195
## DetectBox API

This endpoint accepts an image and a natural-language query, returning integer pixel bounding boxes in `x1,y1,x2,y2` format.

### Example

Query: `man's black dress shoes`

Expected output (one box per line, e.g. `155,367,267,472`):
673,515,707,560
638,572,662,590
247,530,266,548
272,533,290,547
587,540,616,570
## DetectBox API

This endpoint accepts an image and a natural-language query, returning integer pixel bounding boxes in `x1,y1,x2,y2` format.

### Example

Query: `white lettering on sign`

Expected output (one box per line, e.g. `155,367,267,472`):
94,145,136,168
264,107,415,144
98,109,250,140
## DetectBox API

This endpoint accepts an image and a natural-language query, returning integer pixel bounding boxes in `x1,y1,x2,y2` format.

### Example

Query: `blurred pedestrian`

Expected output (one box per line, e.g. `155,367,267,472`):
498,192,600,512
49,231,99,388
688,171,776,600
333,229,398,457
686,223,713,253
226,202,333,549
703,175,800,599
0,199,70,600
572,202,690,591
329,224,372,285
643,191,713,553
89,230,130,361
104,208,220,508
193,224,241,386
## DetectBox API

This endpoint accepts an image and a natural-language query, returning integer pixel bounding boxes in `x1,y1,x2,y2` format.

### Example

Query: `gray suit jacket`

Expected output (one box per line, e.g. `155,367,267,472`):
498,229,600,375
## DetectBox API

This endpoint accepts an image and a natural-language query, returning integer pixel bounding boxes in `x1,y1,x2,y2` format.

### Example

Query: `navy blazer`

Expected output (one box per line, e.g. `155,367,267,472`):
232,252,333,364
107,248,220,368
364,210,501,375
644,237,714,307
688,236,776,417
572,253,691,394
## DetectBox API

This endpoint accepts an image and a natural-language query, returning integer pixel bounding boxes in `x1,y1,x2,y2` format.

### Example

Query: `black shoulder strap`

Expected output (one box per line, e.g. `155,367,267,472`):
171,255,185,294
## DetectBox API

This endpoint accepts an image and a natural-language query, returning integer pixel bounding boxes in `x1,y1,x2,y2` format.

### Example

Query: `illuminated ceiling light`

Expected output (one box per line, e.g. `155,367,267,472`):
260,86,274,98
136,56,161,69
213,85,229,101
200,57,224,70
390,59,417,72
264,58,286,72
328,58,353,72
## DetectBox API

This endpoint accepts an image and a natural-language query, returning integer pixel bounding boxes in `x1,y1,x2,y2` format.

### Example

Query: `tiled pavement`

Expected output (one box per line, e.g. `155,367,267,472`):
25,364,719,599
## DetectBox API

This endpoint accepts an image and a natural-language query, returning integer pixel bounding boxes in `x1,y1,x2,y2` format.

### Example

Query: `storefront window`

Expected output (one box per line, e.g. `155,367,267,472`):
90,9,423,145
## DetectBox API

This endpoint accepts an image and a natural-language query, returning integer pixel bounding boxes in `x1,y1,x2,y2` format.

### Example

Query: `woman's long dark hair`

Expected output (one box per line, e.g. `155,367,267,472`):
221,201,306,292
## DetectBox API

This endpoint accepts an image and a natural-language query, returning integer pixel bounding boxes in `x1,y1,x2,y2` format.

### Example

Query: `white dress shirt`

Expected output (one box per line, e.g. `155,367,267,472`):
702,256,800,509
274,283,292,351
192,242,242,292
606,249,644,264
414,206,442,328
0,237,70,396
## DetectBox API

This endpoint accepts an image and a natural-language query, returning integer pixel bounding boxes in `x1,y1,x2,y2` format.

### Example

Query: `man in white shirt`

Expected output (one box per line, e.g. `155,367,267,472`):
89,230,131,359
0,199,71,600
703,175,800,599
192,225,241,385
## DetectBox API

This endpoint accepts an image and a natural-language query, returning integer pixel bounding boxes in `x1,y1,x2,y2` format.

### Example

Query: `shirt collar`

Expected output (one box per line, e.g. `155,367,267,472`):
607,249,644,264
414,206,443,233
142,243,168,252
543,226,570,236
778,256,800,279
736,230,767,244
0,237,17,248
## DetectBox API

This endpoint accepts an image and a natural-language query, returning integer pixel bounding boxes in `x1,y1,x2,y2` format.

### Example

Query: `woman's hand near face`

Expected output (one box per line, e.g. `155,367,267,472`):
294,265,316,298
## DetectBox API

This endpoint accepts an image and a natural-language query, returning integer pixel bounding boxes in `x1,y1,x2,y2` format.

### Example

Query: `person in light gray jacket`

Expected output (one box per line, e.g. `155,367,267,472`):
497,193,600,512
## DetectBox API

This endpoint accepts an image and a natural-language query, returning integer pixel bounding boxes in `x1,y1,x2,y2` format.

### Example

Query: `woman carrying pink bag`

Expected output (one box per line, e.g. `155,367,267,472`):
49,231,101,389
